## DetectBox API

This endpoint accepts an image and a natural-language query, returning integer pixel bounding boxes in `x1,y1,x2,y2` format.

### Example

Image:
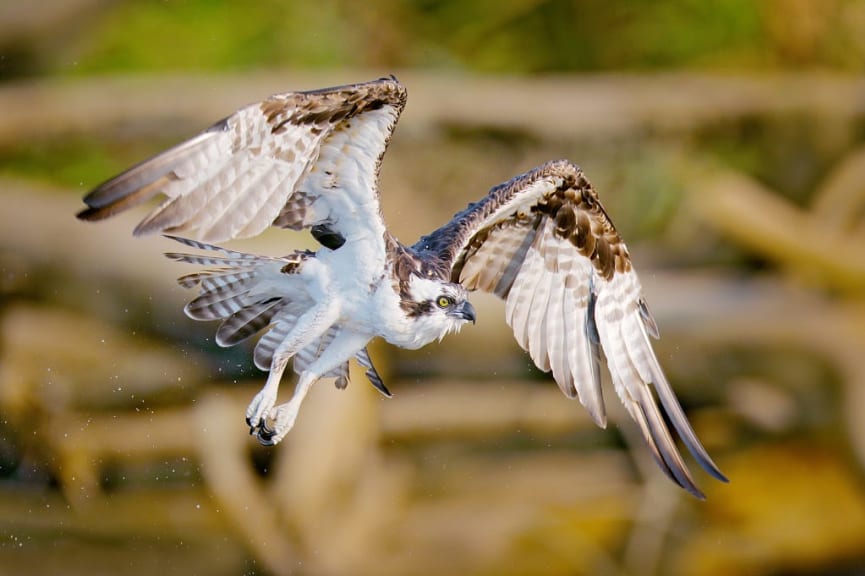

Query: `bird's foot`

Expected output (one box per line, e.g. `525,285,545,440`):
245,386,277,436
253,402,300,446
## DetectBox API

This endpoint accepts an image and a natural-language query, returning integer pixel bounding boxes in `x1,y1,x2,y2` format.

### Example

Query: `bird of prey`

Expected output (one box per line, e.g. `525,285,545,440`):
78,76,726,498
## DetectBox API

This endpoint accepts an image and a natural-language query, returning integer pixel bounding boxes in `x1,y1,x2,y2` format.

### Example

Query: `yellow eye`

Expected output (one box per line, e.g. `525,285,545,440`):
437,296,452,308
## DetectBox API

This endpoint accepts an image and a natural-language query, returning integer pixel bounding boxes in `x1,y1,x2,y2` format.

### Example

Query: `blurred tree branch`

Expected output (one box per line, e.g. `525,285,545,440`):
685,159,865,294
1,72,864,147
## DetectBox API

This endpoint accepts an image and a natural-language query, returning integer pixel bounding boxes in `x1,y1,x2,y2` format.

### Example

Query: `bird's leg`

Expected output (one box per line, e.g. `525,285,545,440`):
245,297,338,438
256,329,372,446
256,371,318,446
245,356,289,433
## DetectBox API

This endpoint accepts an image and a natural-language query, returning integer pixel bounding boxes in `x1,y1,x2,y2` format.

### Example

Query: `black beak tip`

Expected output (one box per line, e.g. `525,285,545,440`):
462,301,477,324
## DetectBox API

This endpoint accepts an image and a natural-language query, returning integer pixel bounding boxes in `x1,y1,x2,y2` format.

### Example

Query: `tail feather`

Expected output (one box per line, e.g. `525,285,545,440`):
180,271,257,298
215,297,284,347
355,347,391,397
254,314,298,370
163,234,263,259
183,273,263,320
167,253,262,268
164,235,314,360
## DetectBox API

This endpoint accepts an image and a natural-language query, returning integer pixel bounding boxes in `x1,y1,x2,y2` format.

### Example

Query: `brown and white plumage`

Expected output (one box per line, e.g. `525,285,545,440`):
414,161,726,496
78,77,725,498
79,77,406,245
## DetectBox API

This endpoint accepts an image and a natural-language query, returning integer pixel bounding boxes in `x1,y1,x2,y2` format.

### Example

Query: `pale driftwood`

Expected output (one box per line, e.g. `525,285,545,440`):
0,0,104,45
811,144,865,233
1,72,864,146
687,167,865,293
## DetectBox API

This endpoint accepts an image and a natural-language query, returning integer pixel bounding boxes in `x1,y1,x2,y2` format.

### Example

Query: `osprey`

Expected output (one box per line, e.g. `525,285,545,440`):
78,76,726,498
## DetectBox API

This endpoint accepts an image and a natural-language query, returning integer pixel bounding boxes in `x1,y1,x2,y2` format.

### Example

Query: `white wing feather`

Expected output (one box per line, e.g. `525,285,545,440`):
419,159,727,498
78,77,406,247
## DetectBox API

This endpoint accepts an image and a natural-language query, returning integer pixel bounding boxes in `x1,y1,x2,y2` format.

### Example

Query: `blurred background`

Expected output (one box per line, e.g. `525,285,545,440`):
1,1,865,575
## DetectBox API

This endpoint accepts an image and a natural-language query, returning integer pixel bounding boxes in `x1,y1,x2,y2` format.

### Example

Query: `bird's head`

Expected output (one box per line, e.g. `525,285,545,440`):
402,276,476,346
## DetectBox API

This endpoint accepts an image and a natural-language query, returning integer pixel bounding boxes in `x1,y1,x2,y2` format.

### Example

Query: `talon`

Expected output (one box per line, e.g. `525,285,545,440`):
257,419,277,446
257,433,277,447
259,417,273,434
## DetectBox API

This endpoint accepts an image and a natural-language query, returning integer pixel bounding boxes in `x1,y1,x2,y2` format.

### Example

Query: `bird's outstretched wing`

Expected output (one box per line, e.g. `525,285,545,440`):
77,77,407,245
414,159,727,498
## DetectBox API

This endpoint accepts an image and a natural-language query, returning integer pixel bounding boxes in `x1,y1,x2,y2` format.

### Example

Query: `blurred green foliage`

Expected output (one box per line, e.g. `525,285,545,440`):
70,0,355,74
0,137,126,188
411,0,765,72
13,0,862,76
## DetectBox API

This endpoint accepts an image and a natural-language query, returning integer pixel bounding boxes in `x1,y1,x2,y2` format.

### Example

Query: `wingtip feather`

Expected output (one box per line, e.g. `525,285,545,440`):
639,329,728,484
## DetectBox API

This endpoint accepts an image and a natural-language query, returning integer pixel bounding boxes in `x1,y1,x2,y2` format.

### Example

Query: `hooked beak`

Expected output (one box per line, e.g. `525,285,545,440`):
451,300,476,324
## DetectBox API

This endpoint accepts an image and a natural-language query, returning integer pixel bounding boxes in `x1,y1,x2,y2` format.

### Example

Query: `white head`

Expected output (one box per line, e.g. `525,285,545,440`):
402,276,476,347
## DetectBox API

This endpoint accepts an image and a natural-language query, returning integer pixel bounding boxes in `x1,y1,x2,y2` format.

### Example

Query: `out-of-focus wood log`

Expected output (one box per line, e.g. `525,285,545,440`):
0,304,204,414
0,0,104,46
193,392,298,576
0,486,247,575
811,144,865,233
379,378,597,438
0,485,230,539
687,168,865,293
0,178,187,301
376,451,637,576
0,72,863,146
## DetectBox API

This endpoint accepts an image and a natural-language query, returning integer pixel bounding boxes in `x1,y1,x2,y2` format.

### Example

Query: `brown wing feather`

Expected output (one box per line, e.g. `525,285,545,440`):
416,159,727,498
78,76,407,244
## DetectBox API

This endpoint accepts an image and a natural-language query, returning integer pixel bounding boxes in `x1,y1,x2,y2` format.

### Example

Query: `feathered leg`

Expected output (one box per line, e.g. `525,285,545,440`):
257,330,371,446
245,298,339,440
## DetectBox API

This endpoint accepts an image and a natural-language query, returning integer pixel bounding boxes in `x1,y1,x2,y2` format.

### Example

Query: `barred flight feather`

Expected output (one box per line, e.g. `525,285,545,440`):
418,159,727,498
215,297,285,347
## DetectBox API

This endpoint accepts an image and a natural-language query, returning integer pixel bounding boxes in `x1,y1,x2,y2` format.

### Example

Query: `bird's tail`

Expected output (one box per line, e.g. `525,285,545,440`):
164,235,390,395
163,235,312,351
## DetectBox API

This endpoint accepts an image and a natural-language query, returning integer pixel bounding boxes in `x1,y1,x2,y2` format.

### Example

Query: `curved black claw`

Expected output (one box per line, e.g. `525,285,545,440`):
256,418,277,446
